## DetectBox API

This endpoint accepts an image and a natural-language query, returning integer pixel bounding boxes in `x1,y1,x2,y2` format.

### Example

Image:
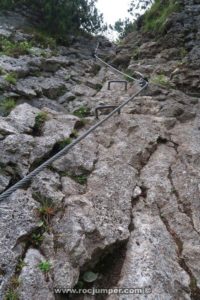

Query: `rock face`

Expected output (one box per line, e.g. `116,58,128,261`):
113,0,200,97
0,4,200,300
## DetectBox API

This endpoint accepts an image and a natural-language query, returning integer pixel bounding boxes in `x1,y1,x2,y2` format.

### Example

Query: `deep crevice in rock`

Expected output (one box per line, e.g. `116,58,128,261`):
55,241,128,300
158,207,200,300
168,166,199,236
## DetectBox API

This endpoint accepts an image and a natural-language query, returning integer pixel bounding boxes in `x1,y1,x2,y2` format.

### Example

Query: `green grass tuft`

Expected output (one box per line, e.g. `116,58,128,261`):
143,0,180,33
57,137,72,150
38,261,51,273
73,106,90,118
70,129,78,138
36,196,55,225
62,171,89,185
34,111,48,132
74,174,88,185
4,73,17,85
0,98,16,116
31,232,44,247
4,290,19,300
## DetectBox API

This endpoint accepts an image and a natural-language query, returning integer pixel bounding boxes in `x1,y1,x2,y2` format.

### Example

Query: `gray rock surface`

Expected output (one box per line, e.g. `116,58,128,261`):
0,189,40,299
6,103,40,133
17,249,55,300
0,5,200,299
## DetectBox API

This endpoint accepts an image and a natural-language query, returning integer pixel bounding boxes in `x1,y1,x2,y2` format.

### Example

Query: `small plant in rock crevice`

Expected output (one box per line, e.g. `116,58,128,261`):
6,256,27,297
4,289,19,300
55,128,80,151
73,106,91,118
4,265,21,300
26,218,47,248
38,201,55,224
34,111,49,134
16,258,27,274
9,276,20,290
95,83,103,91
30,232,44,247
38,261,51,273
74,174,88,185
0,98,16,116
70,129,78,138
57,137,72,150
34,194,56,226
61,170,89,185
74,118,88,130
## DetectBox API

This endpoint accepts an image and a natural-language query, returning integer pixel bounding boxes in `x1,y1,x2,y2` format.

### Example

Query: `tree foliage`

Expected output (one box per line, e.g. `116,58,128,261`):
114,0,154,39
128,0,154,18
0,0,104,35
114,18,136,39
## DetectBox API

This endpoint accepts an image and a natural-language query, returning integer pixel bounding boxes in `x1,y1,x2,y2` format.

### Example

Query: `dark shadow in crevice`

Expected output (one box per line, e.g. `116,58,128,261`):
55,241,128,300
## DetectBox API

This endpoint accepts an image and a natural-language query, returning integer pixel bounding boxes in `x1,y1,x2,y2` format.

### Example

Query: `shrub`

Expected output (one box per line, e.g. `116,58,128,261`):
30,30,57,49
114,18,136,39
0,38,32,57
